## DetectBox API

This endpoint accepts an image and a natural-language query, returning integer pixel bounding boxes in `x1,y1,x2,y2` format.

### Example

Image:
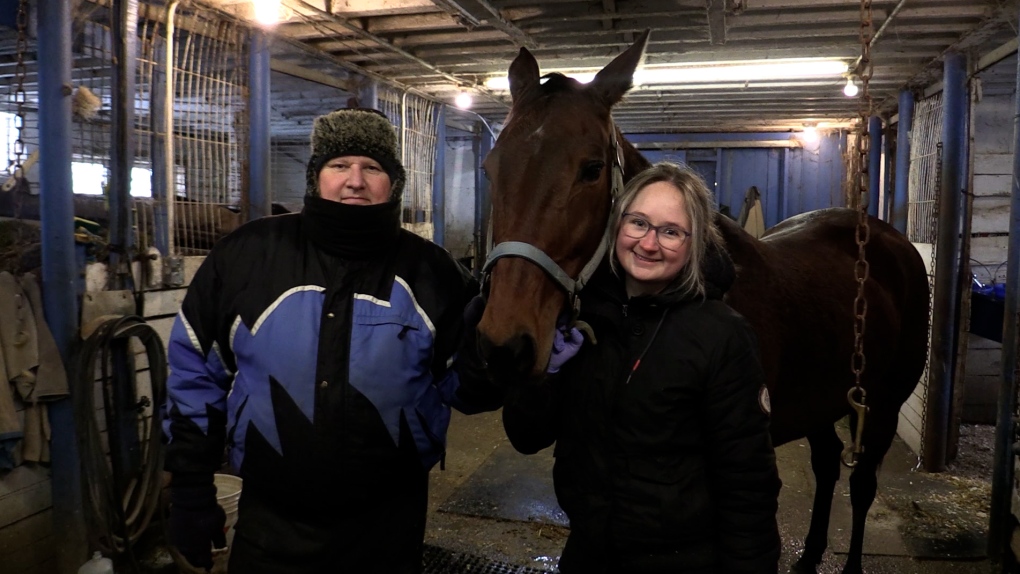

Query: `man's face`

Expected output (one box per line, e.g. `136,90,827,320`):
317,155,392,205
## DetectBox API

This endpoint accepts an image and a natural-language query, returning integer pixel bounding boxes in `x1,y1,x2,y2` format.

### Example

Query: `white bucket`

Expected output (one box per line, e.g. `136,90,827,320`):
213,473,243,548
169,473,242,574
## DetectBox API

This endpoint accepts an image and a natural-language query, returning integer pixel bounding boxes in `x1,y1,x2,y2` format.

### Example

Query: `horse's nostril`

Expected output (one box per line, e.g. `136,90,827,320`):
478,332,536,378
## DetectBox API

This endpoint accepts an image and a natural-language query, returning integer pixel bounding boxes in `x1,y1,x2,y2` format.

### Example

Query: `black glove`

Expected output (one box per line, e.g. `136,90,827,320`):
168,476,227,571
463,294,486,329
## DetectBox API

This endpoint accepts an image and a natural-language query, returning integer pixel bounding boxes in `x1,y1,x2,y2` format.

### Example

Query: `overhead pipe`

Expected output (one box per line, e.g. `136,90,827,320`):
924,51,968,473
288,0,505,107
989,5,1020,560
891,89,914,233
37,0,87,569
851,0,910,73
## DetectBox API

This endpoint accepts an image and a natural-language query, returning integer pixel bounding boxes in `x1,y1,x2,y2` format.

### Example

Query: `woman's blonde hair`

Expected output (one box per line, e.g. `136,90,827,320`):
608,161,722,298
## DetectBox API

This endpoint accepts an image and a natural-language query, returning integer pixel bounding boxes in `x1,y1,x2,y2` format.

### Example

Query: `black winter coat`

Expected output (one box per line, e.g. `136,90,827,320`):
503,255,781,574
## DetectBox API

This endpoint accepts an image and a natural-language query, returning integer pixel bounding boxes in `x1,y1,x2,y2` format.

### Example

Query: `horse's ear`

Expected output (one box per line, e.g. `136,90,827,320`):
591,30,650,106
508,47,541,103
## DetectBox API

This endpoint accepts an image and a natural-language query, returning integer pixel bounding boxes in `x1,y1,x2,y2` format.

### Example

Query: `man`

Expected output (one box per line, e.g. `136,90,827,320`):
163,108,501,573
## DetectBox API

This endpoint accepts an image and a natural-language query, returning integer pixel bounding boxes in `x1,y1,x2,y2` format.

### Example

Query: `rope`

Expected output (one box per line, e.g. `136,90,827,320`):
73,315,167,569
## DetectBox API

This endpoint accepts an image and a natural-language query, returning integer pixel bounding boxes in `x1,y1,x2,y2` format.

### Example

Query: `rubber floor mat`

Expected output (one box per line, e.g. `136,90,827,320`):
423,545,553,574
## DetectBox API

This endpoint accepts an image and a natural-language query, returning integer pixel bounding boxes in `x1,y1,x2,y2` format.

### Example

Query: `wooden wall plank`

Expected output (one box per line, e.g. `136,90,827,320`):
4,531,59,574
183,256,206,286
142,288,186,318
972,173,1010,197
0,509,52,557
0,465,50,498
0,479,51,530
974,152,1012,175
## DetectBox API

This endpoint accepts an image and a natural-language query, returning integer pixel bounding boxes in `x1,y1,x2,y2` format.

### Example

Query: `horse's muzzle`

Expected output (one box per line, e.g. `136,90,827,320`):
477,330,537,381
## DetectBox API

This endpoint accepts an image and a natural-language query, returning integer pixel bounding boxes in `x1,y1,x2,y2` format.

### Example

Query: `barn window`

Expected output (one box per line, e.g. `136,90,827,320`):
70,161,155,198
1,112,18,172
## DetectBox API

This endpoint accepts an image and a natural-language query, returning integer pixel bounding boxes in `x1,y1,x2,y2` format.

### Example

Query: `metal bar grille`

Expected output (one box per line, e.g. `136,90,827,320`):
168,13,248,255
907,93,943,243
63,6,248,260
377,87,440,239
399,91,438,240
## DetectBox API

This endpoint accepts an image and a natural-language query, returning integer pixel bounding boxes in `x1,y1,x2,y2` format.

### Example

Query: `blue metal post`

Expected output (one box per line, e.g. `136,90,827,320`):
868,115,882,218
925,51,967,473
38,0,86,569
892,90,914,233
359,79,379,110
883,123,894,221
989,13,1020,559
248,30,271,221
432,105,446,246
472,122,494,279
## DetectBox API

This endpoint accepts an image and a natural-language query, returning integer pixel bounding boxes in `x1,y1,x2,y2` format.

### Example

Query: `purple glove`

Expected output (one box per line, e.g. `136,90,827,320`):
547,326,583,373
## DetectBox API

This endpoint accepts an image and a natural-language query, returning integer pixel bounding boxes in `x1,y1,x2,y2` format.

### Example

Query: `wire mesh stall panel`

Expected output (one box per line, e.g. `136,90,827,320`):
897,91,943,455
63,5,248,264
157,5,248,256
907,93,944,244
379,87,439,240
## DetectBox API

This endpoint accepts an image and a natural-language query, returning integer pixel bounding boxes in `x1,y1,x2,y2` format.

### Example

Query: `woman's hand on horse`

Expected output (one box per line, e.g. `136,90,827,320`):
547,326,583,373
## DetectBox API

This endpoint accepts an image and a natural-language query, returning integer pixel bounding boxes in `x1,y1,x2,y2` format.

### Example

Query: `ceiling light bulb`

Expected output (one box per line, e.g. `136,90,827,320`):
455,91,473,110
843,77,859,97
253,0,281,25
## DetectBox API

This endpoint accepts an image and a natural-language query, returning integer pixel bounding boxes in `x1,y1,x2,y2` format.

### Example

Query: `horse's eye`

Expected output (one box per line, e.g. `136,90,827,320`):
579,161,605,183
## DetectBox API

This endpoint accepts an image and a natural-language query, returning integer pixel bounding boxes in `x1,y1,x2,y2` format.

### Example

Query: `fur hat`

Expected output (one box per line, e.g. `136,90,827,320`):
305,108,406,201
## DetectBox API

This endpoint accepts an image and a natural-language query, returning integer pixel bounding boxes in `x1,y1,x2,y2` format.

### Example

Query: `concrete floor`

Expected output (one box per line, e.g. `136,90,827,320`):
425,410,1007,574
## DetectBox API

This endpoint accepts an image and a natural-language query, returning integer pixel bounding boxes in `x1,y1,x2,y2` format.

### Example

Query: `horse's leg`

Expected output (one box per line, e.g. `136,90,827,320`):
841,409,898,574
791,426,843,574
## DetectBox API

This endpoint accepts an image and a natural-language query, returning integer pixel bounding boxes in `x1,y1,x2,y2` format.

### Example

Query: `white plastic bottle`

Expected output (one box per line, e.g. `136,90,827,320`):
77,551,114,574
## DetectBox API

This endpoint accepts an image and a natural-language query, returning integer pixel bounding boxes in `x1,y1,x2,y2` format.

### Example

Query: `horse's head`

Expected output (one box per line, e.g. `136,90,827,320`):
477,31,650,381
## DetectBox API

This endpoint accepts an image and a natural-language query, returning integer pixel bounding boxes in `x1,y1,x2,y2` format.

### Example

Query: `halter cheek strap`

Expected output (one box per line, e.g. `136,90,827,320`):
482,121,625,308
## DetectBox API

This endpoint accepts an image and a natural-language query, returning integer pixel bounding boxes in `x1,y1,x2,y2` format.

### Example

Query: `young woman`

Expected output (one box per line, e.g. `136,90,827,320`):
503,162,781,574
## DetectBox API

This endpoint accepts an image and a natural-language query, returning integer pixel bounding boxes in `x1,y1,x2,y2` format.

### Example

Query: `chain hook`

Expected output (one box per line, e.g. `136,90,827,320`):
842,387,869,468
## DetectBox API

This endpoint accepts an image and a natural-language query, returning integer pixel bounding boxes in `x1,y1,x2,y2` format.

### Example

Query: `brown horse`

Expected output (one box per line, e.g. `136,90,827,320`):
477,31,930,574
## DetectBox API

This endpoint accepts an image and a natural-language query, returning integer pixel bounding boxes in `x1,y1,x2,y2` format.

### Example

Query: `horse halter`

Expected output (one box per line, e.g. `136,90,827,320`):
482,122,626,314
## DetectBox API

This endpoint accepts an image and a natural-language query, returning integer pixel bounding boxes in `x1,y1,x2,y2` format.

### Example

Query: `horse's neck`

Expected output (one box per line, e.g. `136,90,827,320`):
714,212,768,270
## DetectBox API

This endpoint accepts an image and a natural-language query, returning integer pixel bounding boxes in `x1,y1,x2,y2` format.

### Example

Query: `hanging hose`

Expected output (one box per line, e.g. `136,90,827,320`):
73,315,167,568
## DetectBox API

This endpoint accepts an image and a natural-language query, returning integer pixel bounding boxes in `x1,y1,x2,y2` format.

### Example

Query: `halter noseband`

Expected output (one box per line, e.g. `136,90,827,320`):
482,122,626,310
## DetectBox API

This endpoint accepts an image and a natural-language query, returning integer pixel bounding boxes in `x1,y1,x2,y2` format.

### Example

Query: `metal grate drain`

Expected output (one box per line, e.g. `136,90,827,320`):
423,545,554,574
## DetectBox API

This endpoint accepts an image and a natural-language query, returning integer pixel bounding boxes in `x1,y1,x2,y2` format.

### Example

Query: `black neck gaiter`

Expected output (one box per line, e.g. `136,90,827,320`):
301,195,401,260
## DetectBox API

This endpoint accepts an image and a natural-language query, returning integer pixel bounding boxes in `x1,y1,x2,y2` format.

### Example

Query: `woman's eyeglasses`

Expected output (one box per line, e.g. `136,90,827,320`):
621,213,691,251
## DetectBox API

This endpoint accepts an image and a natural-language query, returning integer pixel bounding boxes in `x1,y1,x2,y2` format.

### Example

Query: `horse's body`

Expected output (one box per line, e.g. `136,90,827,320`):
477,31,930,574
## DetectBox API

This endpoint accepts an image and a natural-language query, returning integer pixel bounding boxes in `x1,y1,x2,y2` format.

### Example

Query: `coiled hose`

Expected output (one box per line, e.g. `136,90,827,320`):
73,315,166,566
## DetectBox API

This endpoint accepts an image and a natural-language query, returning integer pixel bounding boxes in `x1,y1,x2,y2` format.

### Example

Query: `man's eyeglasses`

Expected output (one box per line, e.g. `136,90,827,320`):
620,213,691,251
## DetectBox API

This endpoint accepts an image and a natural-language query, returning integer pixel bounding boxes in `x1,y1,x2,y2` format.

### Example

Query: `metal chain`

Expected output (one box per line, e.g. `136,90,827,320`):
915,141,942,471
842,0,874,469
10,0,29,224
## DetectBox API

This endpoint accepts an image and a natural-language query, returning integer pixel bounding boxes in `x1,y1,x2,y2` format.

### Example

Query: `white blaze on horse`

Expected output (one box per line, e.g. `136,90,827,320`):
477,30,930,574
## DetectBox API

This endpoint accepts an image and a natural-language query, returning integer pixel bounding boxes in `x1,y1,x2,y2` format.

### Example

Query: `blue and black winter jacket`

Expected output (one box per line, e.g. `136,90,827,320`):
162,210,498,516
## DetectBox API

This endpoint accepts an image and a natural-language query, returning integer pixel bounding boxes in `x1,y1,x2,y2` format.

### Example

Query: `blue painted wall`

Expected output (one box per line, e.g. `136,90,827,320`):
628,131,847,227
